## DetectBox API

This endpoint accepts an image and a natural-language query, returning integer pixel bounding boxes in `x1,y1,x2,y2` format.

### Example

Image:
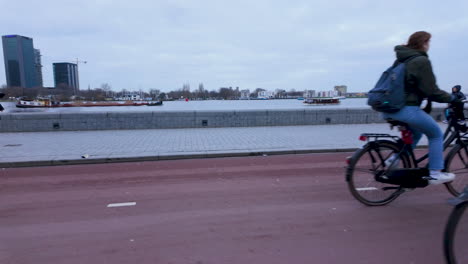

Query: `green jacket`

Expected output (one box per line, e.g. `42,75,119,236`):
394,45,452,106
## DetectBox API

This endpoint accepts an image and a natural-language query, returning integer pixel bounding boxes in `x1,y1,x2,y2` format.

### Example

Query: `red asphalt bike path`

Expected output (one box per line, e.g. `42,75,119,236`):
0,153,454,264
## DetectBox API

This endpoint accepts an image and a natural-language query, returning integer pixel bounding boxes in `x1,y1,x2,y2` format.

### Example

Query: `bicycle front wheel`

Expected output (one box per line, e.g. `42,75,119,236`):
445,143,468,196
444,201,468,264
346,140,411,206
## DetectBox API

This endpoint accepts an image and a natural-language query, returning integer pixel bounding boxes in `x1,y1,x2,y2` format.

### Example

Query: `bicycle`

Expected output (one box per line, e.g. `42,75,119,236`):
443,186,468,264
345,103,468,206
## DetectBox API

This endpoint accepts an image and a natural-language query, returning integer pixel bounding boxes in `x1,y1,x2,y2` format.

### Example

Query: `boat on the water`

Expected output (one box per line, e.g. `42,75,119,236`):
15,98,61,108
303,97,340,105
146,101,163,106
16,98,163,108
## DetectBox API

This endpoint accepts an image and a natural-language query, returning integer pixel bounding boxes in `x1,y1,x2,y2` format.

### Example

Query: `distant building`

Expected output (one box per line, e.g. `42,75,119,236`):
2,34,40,88
334,85,347,96
346,92,368,98
240,89,250,99
117,93,141,101
304,90,316,98
34,49,43,87
258,90,275,99
274,89,287,98
53,62,79,95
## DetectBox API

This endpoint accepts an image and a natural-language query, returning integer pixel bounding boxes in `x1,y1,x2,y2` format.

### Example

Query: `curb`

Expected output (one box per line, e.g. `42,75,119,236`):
0,148,359,168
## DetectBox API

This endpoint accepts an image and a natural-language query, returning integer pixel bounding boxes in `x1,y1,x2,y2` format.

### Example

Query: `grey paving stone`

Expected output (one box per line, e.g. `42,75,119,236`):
0,123,439,167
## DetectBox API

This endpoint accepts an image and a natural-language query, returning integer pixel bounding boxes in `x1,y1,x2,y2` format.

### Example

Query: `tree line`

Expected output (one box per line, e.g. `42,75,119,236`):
0,83,305,101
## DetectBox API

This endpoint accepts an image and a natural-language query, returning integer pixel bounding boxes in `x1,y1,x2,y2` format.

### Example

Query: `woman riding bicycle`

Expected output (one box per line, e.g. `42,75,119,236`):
383,31,460,185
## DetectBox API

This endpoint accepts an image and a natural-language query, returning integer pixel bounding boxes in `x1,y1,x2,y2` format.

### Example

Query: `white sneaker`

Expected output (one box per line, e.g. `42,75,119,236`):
442,120,449,124
384,154,400,169
428,170,455,185
458,120,466,125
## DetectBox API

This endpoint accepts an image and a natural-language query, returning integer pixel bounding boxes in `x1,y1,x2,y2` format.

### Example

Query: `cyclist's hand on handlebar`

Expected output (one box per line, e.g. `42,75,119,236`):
422,99,432,113
450,94,467,103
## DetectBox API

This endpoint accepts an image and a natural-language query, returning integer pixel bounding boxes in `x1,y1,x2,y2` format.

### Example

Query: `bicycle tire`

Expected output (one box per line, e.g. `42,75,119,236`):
443,201,467,264
346,140,411,206
444,143,468,196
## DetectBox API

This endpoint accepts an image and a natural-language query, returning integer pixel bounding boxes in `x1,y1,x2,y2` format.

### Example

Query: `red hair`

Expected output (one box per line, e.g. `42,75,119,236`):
406,31,431,50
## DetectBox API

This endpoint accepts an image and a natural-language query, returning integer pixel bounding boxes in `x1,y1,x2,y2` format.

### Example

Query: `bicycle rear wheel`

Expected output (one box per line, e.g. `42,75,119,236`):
444,201,467,264
346,140,411,206
445,144,468,196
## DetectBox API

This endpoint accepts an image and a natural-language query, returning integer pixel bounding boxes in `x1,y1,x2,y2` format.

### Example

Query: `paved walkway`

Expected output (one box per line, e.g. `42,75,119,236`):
0,123,440,167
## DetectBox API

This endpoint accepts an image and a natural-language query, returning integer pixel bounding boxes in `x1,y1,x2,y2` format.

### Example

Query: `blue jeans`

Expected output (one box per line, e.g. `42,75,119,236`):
382,106,443,170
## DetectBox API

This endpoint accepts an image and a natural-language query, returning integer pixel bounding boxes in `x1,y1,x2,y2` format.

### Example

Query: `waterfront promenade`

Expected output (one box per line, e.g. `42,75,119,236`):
0,123,439,168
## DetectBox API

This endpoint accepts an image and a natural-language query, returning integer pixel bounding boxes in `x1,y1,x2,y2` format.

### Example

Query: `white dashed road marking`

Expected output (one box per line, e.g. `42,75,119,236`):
107,202,136,208
356,187,378,191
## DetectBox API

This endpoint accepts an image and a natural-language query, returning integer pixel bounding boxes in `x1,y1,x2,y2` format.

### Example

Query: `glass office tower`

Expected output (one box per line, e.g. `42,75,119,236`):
53,62,79,95
2,35,38,88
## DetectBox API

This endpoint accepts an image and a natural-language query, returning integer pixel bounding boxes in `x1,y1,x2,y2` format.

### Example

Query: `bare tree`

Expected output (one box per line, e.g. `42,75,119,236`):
219,87,238,100
158,92,167,100
22,87,40,99
195,83,207,99
181,83,191,98
100,83,112,97
0,86,23,98
149,89,161,100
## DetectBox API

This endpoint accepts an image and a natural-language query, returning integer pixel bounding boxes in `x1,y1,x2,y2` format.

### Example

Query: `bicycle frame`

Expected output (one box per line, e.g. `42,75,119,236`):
359,107,468,169
413,117,468,167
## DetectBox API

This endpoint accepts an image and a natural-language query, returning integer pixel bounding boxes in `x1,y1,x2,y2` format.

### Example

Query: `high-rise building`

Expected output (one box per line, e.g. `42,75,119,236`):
53,62,79,94
304,90,316,98
334,85,347,96
34,49,43,87
2,34,40,88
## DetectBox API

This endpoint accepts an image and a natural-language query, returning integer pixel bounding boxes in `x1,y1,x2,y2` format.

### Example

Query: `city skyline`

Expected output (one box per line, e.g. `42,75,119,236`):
1,0,468,93
0,35,350,94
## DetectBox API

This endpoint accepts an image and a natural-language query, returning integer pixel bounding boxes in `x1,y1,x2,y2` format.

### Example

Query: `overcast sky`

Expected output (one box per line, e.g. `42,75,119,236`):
1,0,468,93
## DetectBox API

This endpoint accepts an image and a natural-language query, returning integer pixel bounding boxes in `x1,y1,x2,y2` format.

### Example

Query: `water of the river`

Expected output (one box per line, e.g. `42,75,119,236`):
1,98,446,113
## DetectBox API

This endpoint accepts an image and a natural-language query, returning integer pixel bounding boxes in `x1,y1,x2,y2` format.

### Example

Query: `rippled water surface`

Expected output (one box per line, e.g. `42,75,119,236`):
1,98,446,113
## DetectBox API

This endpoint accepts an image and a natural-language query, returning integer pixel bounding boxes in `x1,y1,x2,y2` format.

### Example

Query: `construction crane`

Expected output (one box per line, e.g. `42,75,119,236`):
75,58,87,66
73,58,87,96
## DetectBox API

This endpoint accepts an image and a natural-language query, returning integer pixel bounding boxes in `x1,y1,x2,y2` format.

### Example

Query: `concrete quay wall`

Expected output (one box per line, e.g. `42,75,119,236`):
0,108,446,132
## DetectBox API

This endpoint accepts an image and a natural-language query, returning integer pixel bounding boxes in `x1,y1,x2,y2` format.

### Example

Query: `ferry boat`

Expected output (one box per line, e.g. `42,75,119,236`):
16,98,61,108
303,97,340,105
